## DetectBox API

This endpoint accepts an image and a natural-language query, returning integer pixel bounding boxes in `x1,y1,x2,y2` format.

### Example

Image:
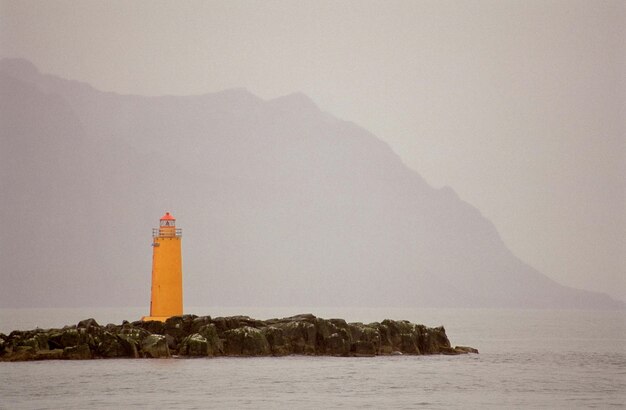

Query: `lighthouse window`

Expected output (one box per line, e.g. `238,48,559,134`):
160,220,174,227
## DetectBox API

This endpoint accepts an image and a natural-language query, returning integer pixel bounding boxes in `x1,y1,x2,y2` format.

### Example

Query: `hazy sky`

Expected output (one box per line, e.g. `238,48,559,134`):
1,0,624,300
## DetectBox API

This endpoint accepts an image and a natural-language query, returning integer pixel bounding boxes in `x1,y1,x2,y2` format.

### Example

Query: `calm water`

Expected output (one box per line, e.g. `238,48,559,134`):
1,307,625,409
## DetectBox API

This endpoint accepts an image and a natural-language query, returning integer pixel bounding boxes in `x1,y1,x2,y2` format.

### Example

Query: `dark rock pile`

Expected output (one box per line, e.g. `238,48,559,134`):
0,314,478,361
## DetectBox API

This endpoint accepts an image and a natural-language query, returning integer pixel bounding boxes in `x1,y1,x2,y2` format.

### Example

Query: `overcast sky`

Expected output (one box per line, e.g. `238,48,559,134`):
1,0,624,300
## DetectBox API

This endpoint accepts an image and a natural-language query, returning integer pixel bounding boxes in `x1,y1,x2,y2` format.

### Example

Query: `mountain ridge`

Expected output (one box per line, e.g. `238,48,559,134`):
1,58,622,309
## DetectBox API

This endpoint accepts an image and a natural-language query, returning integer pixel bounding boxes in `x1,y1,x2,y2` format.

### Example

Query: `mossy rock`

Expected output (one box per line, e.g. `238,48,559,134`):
77,318,100,331
117,326,151,358
0,314,464,361
16,331,49,352
63,344,92,360
163,315,197,343
140,334,171,358
262,326,289,355
278,321,316,354
399,333,420,354
179,333,209,356
190,316,212,334
197,324,222,355
96,331,128,358
223,326,270,356
48,329,80,349
35,349,64,360
326,333,350,356
135,320,166,335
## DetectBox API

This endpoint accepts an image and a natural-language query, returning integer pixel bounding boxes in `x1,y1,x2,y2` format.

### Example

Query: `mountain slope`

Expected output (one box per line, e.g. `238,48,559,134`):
0,58,622,309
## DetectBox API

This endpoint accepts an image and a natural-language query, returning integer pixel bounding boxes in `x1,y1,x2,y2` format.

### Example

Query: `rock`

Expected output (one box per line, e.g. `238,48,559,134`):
135,320,165,335
174,320,221,356
325,333,350,356
262,326,289,356
179,333,209,356
96,331,128,358
352,340,377,356
162,315,198,349
18,332,49,352
399,333,420,354
455,346,479,354
117,326,151,358
164,334,177,350
223,326,270,356
190,316,212,334
77,318,100,330
35,349,64,360
48,329,81,349
284,313,317,322
141,334,171,358
63,344,92,360
116,336,139,358
0,314,476,361
105,323,118,331
2,346,36,362
418,326,451,354
350,325,381,356
212,316,264,333
275,320,316,355
197,324,222,355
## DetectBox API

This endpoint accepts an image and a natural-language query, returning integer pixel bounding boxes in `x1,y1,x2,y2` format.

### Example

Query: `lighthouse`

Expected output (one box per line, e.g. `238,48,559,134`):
142,212,183,322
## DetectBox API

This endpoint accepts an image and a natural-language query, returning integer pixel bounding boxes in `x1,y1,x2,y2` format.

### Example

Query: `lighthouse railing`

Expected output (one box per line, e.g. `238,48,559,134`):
153,228,182,238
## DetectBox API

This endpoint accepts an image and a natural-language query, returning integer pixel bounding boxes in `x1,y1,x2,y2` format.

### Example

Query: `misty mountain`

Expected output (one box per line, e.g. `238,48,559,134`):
0,58,622,309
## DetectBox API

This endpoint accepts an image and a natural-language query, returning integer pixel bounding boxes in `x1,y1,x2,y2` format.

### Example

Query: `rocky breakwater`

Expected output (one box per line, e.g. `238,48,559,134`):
0,314,478,361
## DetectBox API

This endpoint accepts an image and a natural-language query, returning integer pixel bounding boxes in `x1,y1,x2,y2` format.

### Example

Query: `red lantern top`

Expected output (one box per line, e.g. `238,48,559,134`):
160,212,175,221
160,212,176,227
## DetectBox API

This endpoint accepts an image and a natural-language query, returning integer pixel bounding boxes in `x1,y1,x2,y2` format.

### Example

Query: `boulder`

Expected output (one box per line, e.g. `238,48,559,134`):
197,324,222,356
349,324,381,356
164,334,177,350
3,346,36,362
17,333,49,352
399,333,420,354
63,344,92,360
262,326,289,356
35,349,64,360
134,320,165,335
179,333,209,356
276,320,316,354
455,345,479,354
117,326,151,358
48,329,81,349
95,331,128,358
77,318,100,330
222,326,270,356
190,316,212,334
325,332,350,356
176,323,223,356
212,316,264,333
162,315,198,347
140,334,171,358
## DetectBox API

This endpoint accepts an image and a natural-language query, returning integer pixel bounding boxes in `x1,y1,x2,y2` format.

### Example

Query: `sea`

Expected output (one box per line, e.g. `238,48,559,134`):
0,307,624,409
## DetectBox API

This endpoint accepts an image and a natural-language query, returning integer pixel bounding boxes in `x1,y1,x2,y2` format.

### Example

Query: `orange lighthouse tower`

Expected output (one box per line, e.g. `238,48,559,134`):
142,212,183,322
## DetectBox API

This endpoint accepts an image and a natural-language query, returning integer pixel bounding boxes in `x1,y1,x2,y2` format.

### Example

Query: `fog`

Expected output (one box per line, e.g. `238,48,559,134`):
0,0,624,305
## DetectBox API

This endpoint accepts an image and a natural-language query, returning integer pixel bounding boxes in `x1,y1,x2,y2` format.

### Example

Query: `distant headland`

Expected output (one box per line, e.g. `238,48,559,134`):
0,314,477,361
2,57,623,310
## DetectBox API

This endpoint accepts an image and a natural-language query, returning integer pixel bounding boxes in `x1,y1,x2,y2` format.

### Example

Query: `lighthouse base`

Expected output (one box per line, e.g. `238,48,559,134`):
141,316,174,322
